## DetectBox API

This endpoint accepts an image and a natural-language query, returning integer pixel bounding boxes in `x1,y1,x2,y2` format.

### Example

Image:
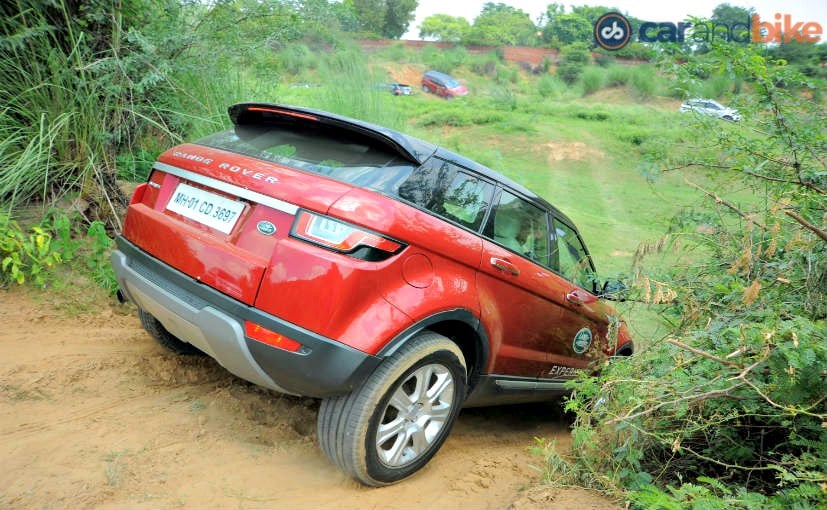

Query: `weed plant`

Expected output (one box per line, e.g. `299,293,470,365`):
1,212,114,291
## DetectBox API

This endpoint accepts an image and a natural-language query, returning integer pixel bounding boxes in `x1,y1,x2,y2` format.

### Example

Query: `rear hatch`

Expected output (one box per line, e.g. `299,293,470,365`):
122,103,431,305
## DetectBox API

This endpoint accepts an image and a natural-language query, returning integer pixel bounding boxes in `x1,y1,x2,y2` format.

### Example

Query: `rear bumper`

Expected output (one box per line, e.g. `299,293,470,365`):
111,235,381,398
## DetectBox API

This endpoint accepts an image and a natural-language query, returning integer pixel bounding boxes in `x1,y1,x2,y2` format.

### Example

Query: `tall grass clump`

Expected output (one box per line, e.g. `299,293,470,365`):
631,65,657,100
0,2,186,223
537,75,566,99
316,47,402,128
581,67,605,95
606,65,632,87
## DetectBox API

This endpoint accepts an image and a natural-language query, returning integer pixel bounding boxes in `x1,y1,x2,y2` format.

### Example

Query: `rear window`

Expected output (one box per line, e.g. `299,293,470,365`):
197,124,417,190
198,126,492,231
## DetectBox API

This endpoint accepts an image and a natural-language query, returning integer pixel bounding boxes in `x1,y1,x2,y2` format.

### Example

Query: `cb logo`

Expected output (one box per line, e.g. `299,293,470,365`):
595,12,631,50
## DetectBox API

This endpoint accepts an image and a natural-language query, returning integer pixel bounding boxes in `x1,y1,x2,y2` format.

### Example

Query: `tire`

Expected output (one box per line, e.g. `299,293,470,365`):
318,332,466,486
422,84,429,93
138,308,203,355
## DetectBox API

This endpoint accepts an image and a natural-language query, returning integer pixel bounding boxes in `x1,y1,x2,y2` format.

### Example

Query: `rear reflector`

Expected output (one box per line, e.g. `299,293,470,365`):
244,321,303,352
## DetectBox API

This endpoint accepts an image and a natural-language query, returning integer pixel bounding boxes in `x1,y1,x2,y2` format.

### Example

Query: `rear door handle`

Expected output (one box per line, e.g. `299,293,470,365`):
490,257,520,276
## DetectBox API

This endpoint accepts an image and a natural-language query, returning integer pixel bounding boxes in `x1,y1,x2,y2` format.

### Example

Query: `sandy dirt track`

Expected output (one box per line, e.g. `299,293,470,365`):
0,288,619,509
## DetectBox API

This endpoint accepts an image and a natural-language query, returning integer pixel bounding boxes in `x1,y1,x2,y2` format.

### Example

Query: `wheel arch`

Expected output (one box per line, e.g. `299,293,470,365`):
377,309,489,394
614,341,634,357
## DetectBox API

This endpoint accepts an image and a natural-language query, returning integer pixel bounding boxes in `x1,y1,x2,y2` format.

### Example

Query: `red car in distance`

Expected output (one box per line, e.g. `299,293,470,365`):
421,70,468,98
111,103,633,486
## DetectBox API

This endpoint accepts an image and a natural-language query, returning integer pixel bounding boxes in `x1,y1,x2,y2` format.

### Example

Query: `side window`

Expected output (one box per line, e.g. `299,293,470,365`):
483,190,549,266
552,219,595,290
397,159,494,231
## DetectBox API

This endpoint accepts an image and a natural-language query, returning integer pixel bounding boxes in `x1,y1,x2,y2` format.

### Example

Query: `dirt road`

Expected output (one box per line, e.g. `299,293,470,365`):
0,288,617,509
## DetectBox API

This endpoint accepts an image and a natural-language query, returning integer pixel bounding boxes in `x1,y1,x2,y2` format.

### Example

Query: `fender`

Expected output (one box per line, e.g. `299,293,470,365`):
377,308,490,389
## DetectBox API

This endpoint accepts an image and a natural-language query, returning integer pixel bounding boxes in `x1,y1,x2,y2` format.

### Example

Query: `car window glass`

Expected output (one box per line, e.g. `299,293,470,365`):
483,191,549,266
397,159,493,231
197,126,416,191
552,219,594,289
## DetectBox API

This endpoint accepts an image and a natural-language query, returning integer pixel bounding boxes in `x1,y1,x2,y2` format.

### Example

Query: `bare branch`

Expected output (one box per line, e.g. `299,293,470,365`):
666,338,740,368
604,381,746,425
684,178,771,232
784,209,827,244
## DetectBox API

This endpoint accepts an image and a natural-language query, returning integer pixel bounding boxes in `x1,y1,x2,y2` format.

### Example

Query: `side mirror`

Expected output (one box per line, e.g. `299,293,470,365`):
599,278,628,301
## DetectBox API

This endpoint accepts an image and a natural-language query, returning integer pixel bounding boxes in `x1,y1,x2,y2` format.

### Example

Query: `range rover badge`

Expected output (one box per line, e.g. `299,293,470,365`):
256,221,276,235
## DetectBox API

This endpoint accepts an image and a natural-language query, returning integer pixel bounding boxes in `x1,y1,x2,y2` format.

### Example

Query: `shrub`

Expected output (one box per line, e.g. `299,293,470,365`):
491,87,517,111
470,51,500,76
416,107,504,127
381,41,410,62
557,42,591,85
0,215,61,287
495,63,518,84
423,45,468,74
701,74,731,98
563,43,827,509
280,43,317,74
0,212,115,291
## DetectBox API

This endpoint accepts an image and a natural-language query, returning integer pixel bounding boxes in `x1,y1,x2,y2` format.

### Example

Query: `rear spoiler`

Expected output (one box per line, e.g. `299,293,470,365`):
228,103,435,166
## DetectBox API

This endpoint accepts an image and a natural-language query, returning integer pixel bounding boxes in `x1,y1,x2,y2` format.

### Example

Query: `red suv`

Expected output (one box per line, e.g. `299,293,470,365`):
421,70,468,98
112,103,633,486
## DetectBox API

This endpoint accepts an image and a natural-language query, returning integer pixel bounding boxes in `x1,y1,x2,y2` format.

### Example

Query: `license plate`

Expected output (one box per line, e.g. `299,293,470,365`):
166,183,245,234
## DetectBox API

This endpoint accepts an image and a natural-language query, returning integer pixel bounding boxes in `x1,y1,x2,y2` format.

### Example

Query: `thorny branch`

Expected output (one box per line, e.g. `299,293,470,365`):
684,178,771,232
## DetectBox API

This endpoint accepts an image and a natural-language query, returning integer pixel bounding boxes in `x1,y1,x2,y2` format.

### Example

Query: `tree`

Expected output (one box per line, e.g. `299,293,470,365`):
347,0,387,35
419,14,470,42
543,13,591,46
383,0,417,39
464,2,538,47
346,0,418,38
544,3,565,23
570,5,617,23
710,3,753,26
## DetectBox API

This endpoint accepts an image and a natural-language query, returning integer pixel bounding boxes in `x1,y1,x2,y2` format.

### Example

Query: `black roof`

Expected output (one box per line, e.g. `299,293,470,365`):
228,103,575,227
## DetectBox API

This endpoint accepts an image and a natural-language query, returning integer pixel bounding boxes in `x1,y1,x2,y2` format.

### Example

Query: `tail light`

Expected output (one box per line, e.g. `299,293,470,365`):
291,210,404,261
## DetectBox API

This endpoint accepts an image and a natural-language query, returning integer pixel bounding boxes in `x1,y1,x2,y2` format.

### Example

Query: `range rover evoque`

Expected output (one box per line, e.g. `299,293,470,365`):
111,103,633,486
